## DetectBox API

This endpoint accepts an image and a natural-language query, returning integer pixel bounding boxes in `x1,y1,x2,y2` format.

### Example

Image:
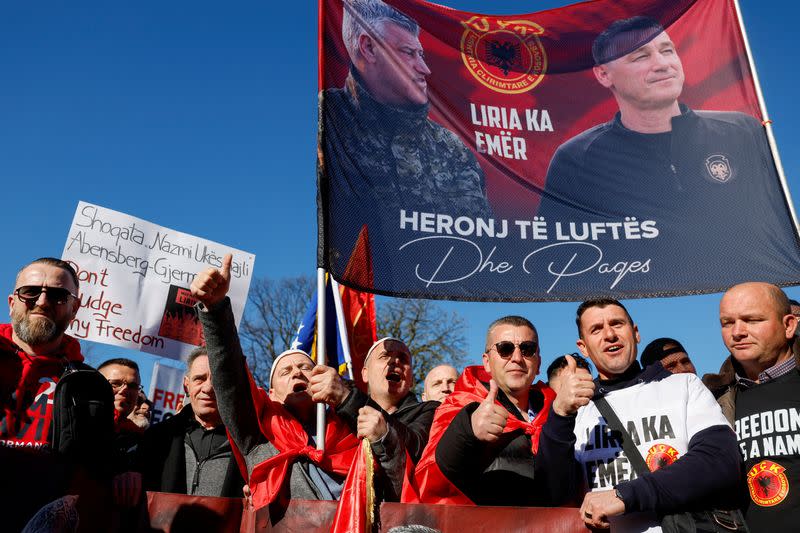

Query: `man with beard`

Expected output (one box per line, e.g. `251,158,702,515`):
128,391,152,431
309,337,438,501
190,255,360,510
1,258,87,450
1,258,104,531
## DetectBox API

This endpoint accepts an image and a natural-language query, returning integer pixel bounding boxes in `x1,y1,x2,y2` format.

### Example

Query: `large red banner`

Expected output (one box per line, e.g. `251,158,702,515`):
318,0,800,301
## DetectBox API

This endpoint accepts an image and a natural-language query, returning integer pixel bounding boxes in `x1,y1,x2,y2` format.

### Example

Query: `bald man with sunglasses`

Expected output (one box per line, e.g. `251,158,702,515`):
406,316,575,506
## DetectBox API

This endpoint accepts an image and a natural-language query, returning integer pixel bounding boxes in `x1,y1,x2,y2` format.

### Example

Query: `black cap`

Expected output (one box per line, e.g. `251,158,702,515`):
593,16,665,66
641,337,686,368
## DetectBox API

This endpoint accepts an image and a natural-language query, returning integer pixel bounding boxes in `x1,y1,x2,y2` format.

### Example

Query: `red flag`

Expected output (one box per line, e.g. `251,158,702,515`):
330,439,376,533
339,225,377,391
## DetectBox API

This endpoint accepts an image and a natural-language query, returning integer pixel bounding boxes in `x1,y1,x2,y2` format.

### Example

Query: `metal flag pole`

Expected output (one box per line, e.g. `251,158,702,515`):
330,278,355,380
315,267,327,451
731,0,800,231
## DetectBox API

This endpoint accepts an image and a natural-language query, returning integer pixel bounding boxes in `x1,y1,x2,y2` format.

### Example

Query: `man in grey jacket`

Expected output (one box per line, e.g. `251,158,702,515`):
190,255,357,508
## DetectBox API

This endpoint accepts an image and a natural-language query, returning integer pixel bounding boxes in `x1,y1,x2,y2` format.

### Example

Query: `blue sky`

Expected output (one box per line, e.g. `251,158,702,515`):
1,0,798,392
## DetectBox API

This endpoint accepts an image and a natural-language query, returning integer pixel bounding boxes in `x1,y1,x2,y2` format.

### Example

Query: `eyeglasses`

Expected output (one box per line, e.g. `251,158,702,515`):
488,341,539,359
14,285,77,305
108,379,143,393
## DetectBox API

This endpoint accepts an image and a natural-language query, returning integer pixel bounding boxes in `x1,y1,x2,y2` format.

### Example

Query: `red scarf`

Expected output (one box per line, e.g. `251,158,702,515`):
232,368,360,509
0,324,83,448
402,365,555,504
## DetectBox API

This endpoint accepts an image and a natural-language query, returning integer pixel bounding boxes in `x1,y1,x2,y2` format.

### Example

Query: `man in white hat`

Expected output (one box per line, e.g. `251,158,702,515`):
190,256,360,509
309,336,439,501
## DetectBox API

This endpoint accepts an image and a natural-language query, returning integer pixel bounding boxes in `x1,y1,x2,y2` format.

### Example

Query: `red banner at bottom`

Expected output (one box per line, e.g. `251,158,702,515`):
143,492,586,532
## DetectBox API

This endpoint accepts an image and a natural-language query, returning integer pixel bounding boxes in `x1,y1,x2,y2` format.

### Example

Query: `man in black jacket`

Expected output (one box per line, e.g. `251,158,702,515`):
309,337,438,501
137,347,243,497
540,16,800,291
417,315,566,506
703,283,800,531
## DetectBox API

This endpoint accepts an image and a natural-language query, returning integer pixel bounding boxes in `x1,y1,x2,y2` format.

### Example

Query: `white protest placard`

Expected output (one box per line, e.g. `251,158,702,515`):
62,201,255,359
149,362,186,424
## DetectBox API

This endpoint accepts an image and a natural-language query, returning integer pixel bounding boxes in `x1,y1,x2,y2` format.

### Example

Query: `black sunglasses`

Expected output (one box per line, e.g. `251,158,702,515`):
489,341,539,359
14,285,77,305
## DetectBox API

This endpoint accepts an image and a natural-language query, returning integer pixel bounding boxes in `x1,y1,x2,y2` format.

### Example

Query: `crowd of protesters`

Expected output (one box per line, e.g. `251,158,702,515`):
2,255,799,533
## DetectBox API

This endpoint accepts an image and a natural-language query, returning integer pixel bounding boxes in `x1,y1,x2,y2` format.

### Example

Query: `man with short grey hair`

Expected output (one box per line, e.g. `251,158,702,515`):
323,0,491,252
137,347,244,497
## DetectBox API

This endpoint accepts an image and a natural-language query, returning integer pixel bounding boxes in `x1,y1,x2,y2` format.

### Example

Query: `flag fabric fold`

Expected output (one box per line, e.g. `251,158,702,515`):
330,438,377,533
295,226,376,388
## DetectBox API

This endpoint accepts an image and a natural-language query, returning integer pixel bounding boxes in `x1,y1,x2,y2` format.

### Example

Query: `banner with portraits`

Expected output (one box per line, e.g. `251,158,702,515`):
318,0,800,301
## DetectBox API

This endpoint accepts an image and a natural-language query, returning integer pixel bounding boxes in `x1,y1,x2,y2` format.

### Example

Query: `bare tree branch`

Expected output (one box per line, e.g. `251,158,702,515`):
239,277,468,392
240,275,314,386
377,298,468,393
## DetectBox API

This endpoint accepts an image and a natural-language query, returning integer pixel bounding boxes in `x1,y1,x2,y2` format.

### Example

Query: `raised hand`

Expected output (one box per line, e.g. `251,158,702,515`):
190,253,232,308
553,354,595,417
309,365,350,406
470,379,508,443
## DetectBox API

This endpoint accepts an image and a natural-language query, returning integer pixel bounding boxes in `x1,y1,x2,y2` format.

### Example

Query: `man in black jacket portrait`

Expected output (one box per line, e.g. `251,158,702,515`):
539,16,800,290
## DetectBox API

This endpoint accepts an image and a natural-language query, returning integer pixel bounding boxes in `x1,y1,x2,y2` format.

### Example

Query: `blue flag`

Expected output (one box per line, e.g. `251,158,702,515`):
291,275,348,376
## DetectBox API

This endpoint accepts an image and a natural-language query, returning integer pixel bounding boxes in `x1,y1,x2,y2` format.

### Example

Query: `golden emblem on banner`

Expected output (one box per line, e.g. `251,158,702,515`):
460,17,547,94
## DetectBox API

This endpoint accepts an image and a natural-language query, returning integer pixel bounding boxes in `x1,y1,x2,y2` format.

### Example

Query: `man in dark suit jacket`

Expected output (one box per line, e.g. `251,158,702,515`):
137,347,243,497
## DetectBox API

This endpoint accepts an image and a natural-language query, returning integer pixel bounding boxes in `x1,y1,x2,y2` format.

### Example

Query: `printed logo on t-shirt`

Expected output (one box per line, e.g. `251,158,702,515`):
582,415,678,489
747,459,789,507
704,154,733,183
735,407,800,461
645,443,680,471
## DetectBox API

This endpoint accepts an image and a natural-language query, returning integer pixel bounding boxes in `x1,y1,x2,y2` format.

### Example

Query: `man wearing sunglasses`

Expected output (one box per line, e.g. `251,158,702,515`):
406,316,576,506
1,258,86,451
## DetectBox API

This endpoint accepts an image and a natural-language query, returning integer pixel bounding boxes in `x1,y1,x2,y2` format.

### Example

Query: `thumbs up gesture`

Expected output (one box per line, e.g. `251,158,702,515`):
553,355,595,417
191,253,233,308
470,379,509,443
